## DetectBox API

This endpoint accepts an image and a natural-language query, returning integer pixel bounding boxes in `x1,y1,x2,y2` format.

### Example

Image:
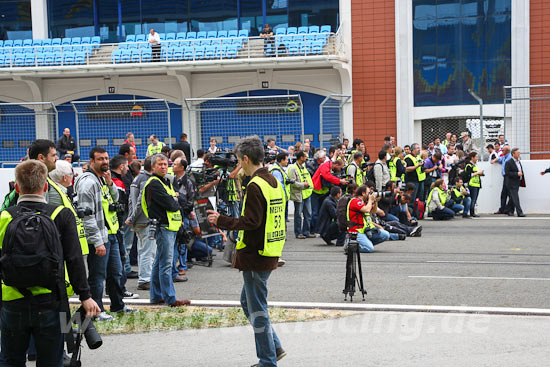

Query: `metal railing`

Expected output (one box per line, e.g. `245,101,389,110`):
0,32,341,69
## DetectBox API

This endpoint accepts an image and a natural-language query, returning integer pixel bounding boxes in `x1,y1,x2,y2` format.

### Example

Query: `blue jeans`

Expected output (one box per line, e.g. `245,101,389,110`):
356,228,394,253
385,212,400,222
241,271,282,367
134,224,157,285
450,203,464,214
469,186,480,216
121,215,135,275
207,234,223,250
311,192,326,232
87,234,125,312
461,196,472,216
150,227,177,305
172,219,189,277
432,207,455,220
293,196,312,237
0,303,64,367
188,238,213,260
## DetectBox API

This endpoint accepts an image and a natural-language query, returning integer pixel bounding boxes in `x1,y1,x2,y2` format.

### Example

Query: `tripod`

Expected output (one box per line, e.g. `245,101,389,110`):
343,232,367,302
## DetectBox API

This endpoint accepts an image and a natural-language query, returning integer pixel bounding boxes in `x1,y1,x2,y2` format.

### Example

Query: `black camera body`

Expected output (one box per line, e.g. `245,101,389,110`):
149,218,159,240
66,306,102,366
75,207,93,219
108,201,125,215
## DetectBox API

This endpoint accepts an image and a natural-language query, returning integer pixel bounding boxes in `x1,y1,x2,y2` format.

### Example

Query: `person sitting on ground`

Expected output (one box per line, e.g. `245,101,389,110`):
450,177,471,218
317,186,346,246
427,179,455,220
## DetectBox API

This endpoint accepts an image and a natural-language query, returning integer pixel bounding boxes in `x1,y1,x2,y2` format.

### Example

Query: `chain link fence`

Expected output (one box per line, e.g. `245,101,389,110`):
319,94,350,148
0,102,58,164
504,85,550,159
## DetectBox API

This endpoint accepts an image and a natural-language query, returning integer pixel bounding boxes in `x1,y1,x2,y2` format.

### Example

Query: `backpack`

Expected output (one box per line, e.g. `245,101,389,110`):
413,198,425,220
337,194,357,231
1,182,18,212
0,205,64,295
365,163,382,184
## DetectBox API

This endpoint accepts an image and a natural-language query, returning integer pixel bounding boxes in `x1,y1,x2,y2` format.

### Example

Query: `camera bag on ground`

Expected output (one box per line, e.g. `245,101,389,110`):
0,205,64,293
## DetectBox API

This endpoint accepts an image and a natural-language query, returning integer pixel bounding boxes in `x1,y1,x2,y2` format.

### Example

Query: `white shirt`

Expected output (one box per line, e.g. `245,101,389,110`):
189,158,204,169
208,146,219,154
148,32,160,44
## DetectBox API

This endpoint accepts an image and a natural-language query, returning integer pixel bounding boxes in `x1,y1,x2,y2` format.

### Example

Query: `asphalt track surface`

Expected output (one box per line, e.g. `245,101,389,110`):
127,215,550,309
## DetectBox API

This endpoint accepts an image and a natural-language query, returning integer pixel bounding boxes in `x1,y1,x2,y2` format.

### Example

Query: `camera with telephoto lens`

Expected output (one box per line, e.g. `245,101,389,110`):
209,152,238,169
361,162,375,170
67,306,102,366
149,218,159,240
370,190,392,199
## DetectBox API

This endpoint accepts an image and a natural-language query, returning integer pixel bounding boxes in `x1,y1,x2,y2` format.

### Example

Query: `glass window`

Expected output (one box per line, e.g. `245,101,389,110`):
121,0,141,37
48,0,95,39
266,0,288,31
436,18,460,62
240,0,263,36
141,0,188,34
436,0,460,19
288,0,339,31
189,0,238,32
413,20,436,62
0,0,32,40
413,0,436,21
97,0,120,43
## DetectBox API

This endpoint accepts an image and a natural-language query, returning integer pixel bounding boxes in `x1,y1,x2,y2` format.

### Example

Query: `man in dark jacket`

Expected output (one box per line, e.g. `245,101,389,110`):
504,148,525,217
56,128,80,162
317,186,345,245
172,133,192,162
207,137,286,367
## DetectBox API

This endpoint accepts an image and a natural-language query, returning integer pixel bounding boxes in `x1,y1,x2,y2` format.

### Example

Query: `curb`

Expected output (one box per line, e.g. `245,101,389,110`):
70,298,550,317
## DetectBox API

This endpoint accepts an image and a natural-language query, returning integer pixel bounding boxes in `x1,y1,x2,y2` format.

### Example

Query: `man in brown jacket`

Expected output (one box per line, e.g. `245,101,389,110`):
207,137,286,367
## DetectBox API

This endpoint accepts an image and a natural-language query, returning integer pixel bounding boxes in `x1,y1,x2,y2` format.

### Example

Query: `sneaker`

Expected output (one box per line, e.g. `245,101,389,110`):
95,312,113,322
296,234,306,239
409,225,422,237
126,270,138,279
178,270,187,276
173,275,188,282
276,347,287,361
27,354,36,362
123,290,140,299
137,282,150,290
170,299,191,307
111,306,138,314
306,234,316,238
278,259,286,267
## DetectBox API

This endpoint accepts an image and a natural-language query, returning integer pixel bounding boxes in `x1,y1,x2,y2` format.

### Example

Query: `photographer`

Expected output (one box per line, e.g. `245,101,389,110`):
0,160,100,365
464,152,484,217
287,151,314,239
317,186,346,246
269,152,291,220
388,146,406,183
347,138,370,164
427,179,455,220
75,147,133,320
450,177,471,218
346,151,365,186
347,185,398,253
141,154,190,307
404,143,426,203
423,151,443,199
373,150,390,192
196,153,224,251
311,158,348,231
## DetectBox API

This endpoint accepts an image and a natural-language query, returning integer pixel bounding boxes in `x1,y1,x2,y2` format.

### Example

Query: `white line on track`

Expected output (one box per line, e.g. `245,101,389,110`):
450,216,549,220
409,275,550,281
426,260,550,265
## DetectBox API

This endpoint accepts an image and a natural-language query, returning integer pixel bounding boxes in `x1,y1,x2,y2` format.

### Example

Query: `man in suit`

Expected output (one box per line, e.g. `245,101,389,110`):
504,148,526,217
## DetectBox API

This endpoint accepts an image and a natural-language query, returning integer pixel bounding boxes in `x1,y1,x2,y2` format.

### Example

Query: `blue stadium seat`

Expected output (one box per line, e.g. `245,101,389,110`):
238,30,249,38
194,45,205,59
187,32,197,39
13,40,23,48
130,49,141,62
126,35,136,42
74,51,85,65
159,33,166,40
61,38,71,46
298,27,308,34
4,40,14,48
63,51,75,65
172,46,184,61
287,27,297,35
183,46,194,60
207,31,217,39
276,28,286,36
139,42,150,49
227,30,238,38
197,31,207,39
205,45,216,59
32,39,43,47
0,40,3,47
217,30,228,38
141,48,152,62
311,40,323,55
0,48,4,55
54,52,63,65
13,53,24,66
309,26,320,34
216,44,225,58
288,41,300,56
81,37,91,44
24,53,35,66
166,33,176,41
135,34,146,42
320,25,331,33
176,32,186,40
221,38,233,46
119,43,128,50
44,52,55,66
42,39,52,47
200,39,211,46
51,38,61,46
127,41,138,49
35,52,45,66
91,36,100,49
23,39,33,47
226,45,238,58
232,37,243,49
161,47,172,61
0,55,5,68
300,41,310,55
111,49,121,63
71,37,81,45
120,49,131,63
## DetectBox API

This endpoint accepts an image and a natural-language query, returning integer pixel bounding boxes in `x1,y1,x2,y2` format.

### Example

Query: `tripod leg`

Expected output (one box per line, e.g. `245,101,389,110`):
355,244,367,300
343,242,356,301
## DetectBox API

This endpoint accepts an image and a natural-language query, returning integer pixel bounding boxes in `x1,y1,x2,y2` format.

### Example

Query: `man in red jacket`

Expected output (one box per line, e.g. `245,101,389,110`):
311,159,348,232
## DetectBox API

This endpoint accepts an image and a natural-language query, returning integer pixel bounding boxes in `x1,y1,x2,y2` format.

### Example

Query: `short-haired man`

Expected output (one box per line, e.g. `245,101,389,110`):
207,137,287,367
287,151,314,239
75,147,134,320
57,128,80,162
142,154,190,306
148,28,161,61
127,156,155,290
124,132,137,152
147,135,165,157
404,143,426,203
346,151,365,186
119,143,136,164
311,158,348,232
450,177,471,218
491,145,513,214
0,160,99,365
504,148,525,217
373,150,390,192
173,133,191,163
189,149,205,169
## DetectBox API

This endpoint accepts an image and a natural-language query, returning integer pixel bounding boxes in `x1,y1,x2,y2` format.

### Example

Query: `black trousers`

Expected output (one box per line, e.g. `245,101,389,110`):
506,185,524,215
499,181,511,212
321,222,346,245
152,44,161,61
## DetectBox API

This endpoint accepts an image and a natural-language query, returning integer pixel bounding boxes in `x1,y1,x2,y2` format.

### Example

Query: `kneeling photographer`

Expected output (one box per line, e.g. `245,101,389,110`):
427,179,456,220
450,177,471,218
0,160,100,366
347,185,403,253
317,186,346,246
